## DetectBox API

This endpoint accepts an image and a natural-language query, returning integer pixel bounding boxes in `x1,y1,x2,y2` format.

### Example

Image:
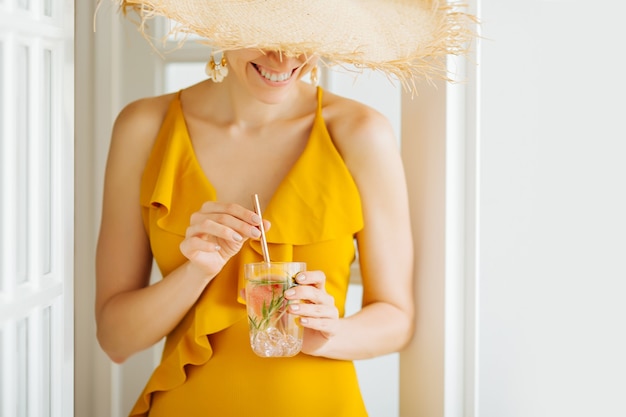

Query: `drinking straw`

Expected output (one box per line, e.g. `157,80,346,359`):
252,194,271,264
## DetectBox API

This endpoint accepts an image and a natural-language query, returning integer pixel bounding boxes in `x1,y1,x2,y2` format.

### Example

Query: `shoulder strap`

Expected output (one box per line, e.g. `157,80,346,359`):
316,86,323,113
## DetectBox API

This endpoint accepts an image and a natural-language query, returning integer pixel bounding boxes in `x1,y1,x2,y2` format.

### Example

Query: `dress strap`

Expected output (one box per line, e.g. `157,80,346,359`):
316,86,323,114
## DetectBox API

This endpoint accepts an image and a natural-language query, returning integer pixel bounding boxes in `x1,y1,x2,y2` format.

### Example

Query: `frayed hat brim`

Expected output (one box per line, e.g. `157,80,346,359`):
118,0,477,91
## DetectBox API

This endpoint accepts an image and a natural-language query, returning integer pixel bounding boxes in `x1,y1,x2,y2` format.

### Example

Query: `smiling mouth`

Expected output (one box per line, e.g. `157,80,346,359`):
252,63,296,82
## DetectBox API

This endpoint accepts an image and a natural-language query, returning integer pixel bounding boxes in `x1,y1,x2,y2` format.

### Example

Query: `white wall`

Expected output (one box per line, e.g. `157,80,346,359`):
399,1,626,416
476,1,626,415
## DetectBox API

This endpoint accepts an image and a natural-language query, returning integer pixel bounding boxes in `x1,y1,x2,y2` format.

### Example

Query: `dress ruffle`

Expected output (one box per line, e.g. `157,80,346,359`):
130,88,363,416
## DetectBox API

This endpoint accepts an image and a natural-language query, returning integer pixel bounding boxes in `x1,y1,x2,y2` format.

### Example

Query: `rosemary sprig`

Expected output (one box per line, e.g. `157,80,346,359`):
248,273,298,332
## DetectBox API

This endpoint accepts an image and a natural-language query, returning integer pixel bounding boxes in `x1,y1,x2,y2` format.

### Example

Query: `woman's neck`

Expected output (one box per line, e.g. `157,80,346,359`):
203,79,312,129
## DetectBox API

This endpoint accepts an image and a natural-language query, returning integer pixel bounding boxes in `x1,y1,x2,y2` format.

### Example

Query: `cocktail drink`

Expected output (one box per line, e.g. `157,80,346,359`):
244,262,306,357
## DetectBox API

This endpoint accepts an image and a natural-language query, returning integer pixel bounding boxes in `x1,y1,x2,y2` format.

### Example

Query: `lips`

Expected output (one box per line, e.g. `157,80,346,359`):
252,63,295,82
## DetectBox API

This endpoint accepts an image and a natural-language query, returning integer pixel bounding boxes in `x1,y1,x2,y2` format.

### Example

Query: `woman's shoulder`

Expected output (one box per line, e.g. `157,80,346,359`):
107,92,179,173
321,89,396,156
114,92,178,134
110,92,178,155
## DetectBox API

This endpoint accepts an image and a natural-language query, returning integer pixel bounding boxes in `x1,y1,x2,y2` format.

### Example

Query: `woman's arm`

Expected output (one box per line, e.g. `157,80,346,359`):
95,97,207,363
287,98,415,360
95,98,264,363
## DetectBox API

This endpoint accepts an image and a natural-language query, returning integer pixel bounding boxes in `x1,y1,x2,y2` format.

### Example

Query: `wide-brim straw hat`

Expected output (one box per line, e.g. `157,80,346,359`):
118,0,476,91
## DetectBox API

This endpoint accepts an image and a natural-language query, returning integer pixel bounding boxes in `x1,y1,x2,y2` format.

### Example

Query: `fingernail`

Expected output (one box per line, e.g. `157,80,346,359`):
285,289,296,297
300,318,309,324
289,304,300,311
232,233,243,242
251,228,261,238
296,273,306,282
215,245,221,251
251,214,261,224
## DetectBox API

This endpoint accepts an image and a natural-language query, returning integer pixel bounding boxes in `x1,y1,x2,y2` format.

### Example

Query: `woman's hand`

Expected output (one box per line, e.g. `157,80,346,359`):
179,201,269,280
284,270,340,355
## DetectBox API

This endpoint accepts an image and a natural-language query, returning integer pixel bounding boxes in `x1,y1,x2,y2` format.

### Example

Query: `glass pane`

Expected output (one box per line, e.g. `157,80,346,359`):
0,40,3,133
0,40,4,293
164,62,205,93
41,307,52,417
43,0,52,17
17,0,29,10
41,48,52,274
16,44,29,284
16,318,28,417
0,327,4,412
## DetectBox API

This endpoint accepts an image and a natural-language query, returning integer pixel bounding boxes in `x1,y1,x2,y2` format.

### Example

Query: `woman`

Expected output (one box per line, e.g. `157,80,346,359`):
96,1,473,416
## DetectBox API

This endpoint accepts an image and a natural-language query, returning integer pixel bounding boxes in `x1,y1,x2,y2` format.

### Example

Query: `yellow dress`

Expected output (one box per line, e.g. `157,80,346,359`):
132,87,367,417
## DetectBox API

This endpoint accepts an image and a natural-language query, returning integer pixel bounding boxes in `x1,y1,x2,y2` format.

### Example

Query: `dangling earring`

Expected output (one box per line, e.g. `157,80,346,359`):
205,51,229,82
310,65,319,86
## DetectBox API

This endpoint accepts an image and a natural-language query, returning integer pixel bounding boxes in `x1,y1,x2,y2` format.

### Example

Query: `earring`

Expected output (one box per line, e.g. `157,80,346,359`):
310,65,319,86
205,52,229,82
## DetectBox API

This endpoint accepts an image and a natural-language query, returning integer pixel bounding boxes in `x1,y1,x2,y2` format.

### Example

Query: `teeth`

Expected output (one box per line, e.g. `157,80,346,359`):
257,65,292,82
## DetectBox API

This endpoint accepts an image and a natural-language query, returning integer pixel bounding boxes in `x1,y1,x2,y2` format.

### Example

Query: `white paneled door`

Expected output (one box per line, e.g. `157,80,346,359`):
0,0,74,416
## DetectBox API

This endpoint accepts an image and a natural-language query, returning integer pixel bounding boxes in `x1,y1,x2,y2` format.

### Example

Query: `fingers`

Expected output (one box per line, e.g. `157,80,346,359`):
191,202,263,241
286,271,332,303
284,271,339,327
179,235,222,258
179,200,274,280
293,270,324,288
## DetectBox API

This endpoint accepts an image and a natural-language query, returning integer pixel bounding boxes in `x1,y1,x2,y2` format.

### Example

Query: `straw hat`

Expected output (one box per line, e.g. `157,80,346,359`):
119,0,476,90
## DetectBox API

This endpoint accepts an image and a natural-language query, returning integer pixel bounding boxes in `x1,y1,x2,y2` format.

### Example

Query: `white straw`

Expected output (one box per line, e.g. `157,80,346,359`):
252,194,271,264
